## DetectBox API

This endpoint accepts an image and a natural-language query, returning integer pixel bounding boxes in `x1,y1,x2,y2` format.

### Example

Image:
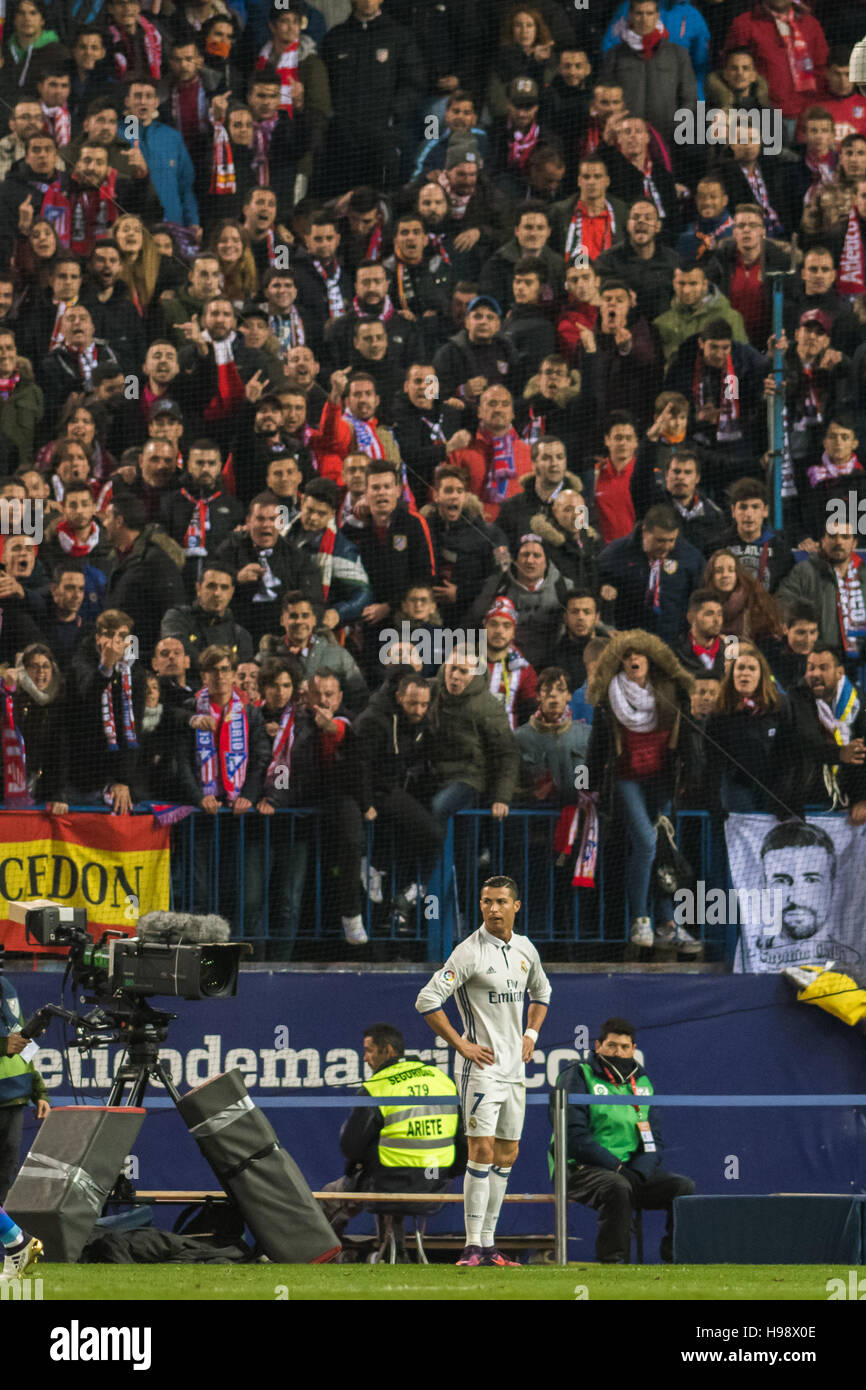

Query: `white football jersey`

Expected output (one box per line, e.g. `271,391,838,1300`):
415,926,552,1084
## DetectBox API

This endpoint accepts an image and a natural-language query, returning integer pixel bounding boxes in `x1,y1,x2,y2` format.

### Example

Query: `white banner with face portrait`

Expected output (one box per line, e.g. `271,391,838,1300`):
726,815,866,973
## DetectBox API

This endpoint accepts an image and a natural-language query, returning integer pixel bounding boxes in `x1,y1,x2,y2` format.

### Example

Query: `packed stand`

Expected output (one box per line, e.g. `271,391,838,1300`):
0,0,864,961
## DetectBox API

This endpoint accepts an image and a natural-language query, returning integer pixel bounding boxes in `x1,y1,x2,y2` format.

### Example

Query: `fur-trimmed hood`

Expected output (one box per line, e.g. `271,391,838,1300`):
516,469,582,497
420,492,486,522
589,629,695,706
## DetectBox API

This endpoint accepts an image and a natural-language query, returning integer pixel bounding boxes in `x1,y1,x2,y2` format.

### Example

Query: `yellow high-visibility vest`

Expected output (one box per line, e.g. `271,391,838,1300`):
364,1058,459,1170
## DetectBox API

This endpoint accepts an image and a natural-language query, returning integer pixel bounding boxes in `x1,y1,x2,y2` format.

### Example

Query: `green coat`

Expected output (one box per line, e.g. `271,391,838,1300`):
653,284,747,366
0,360,44,468
429,669,519,806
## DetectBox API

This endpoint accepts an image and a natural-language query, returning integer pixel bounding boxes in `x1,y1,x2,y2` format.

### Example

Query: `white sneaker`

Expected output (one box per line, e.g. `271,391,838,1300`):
360,857,384,905
655,922,703,957
342,915,369,946
1,1235,42,1280
630,917,654,947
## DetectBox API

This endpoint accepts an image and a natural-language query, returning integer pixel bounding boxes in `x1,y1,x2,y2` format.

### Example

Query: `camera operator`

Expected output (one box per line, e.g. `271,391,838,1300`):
0,945,50,1202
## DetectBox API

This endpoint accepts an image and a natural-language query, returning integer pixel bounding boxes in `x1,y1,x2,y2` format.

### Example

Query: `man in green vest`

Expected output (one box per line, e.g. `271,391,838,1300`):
549,1015,694,1263
0,946,50,1202
321,1022,460,1258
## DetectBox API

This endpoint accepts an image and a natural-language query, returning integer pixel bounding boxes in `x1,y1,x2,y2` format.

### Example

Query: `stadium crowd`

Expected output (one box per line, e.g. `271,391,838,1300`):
0,0,864,958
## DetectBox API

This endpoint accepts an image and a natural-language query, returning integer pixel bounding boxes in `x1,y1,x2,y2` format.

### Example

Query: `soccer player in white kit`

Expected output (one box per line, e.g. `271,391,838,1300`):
415,876,552,1266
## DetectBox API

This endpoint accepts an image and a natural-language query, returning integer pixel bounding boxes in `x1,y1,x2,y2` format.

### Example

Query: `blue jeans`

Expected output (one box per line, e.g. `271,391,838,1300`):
616,779,673,925
431,781,480,825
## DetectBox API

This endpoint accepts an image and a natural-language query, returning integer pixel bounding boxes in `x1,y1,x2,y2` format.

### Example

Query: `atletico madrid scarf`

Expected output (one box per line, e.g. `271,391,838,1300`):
352,294,394,322
57,519,100,554
612,15,669,57
252,114,278,184
109,17,161,79
317,522,337,598
181,488,220,556
838,205,866,297
693,349,741,440
269,307,305,351
202,335,245,421
42,171,119,256
564,200,615,264
770,5,816,94
479,428,520,506
210,121,236,195
0,371,20,401
266,700,294,784
257,40,298,115
554,793,599,887
807,451,863,488
314,259,346,318
102,663,138,752
508,121,540,171
195,687,248,800
744,165,783,238
41,102,71,146
345,410,385,459
2,680,30,804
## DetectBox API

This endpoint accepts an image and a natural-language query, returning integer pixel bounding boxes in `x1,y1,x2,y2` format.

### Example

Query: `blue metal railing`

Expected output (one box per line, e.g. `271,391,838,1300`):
2,804,851,962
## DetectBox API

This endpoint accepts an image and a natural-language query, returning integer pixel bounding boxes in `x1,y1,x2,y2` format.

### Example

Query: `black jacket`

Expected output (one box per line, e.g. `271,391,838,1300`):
214,531,323,645
160,603,254,677
351,503,434,611
352,682,433,810
320,11,425,126
104,527,187,660
630,437,726,550
389,393,464,506
593,239,680,324
68,659,148,796
598,525,704,646
775,680,866,815
160,482,246,567
433,328,524,402
79,282,148,377
705,701,794,815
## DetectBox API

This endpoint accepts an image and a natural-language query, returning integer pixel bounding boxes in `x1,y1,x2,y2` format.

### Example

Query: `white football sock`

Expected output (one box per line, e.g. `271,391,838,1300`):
463,1163,490,1245
480,1165,512,1247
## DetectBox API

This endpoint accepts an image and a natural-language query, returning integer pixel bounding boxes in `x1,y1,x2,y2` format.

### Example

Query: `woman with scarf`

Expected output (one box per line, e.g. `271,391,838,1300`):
36,401,116,483
177,642,270,940
703,548,782,645
587,629,701,953
0,643,67,808
114,214,180,328
250,655,315,959
705,641,792,814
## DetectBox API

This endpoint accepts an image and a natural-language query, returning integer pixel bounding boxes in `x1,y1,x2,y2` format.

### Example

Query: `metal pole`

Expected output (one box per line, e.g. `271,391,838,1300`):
553,1085,568,1266
771,275,784,532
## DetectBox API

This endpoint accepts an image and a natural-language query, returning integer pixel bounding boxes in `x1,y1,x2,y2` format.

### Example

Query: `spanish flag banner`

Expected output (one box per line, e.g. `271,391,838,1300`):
0,813,170,952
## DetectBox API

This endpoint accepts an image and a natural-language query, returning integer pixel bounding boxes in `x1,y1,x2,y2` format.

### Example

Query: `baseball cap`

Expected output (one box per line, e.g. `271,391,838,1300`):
799,308,832,334
508,77,540,109
485,596,517,624
467,294,502,318
238,300,269,323
446,134,481,170
149,399,183,422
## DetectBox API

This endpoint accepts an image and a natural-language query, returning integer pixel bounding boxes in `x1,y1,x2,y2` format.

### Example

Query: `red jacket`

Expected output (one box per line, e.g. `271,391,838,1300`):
450,431,533,521
724,4,827,118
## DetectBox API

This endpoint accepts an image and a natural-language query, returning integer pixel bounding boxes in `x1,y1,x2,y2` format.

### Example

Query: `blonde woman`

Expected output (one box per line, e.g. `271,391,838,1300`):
209,219,259,304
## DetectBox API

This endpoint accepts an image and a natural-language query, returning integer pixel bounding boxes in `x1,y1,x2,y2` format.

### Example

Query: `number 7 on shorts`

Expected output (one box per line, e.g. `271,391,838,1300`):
471,1092,484,1115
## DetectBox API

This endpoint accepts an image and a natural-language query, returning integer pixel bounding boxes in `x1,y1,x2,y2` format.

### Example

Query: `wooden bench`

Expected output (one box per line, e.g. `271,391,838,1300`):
126,1190,557,1264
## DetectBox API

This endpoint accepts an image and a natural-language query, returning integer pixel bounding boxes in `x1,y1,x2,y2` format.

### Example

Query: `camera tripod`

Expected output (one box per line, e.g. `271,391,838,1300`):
23,998,183,1106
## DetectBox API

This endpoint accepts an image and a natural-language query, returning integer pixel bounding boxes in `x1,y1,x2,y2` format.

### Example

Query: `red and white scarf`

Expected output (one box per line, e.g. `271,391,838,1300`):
266,700,295,784
252,114,278,184
0,370,20,401
838,205,866,298
57,518,100,555
202,334,245,421
807,451,863,488
480,428,520,506
181,487,220,556
437,169,472,220
257,40,298,115
427,230,451,264
41,170,120,256
171,79,210,142
804,149,836,203
770,4,816,95
345,410,385,459
836,554,866,649
508,121,540,171
352,293,394,322
2,680,30,805
110,16,162,79
613,15,668,57
209,120,236,195
564,200,615,264
554,793,599,887
102,663,138,752
641,156,665,219
316,522,337,598
314,259,346,318
195,687,248,801
487,645,531,730
743,164,784,237
41,102,71,146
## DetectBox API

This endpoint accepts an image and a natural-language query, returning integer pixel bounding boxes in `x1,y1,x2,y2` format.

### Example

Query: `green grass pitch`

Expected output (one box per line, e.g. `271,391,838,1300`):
24,1263,863,1301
